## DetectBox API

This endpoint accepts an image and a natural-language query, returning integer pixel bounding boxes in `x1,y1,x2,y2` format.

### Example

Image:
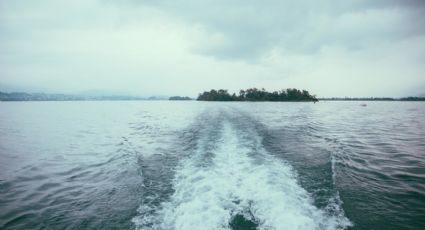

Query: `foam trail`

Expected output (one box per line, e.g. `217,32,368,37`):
133,121,351,230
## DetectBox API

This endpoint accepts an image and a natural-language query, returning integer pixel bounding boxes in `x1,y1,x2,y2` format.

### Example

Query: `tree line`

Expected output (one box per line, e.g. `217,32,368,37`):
197,88,318,102
169,96,192,100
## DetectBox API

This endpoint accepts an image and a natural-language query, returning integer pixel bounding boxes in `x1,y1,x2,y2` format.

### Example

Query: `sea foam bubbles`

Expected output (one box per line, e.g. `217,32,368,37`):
133,121,351,230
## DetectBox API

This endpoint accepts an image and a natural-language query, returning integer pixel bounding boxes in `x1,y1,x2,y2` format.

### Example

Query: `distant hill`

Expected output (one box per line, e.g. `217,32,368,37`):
147,96,169,100
0,91,146,101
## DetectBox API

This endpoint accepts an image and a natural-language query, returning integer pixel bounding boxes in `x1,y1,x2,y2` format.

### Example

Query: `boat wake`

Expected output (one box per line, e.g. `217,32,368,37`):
133,109,351,230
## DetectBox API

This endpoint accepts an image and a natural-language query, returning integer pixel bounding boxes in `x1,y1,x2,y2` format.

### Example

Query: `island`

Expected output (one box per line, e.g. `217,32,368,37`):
169,96,192,100
197,88,319,102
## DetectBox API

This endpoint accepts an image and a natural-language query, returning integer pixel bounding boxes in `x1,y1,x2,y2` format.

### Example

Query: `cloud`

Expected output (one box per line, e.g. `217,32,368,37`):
0,0,424,97
104,0,425,59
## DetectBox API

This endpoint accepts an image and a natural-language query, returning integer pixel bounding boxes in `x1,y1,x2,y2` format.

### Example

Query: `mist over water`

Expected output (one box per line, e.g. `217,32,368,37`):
0,101,424,229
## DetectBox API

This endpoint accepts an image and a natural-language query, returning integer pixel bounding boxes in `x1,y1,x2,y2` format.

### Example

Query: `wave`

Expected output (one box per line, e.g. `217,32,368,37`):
133,110,351,230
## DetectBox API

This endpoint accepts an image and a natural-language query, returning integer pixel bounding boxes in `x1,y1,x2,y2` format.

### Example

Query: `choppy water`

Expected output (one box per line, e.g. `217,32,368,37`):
0,101,424,230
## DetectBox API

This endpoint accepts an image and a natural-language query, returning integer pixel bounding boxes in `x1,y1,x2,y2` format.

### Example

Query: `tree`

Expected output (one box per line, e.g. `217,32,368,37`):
197,88,318,102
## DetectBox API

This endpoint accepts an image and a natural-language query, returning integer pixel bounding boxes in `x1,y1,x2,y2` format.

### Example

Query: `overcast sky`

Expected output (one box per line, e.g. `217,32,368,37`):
1,0,424,97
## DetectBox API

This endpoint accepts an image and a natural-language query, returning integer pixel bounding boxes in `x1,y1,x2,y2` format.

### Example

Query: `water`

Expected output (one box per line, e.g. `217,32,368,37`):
0,101,424,229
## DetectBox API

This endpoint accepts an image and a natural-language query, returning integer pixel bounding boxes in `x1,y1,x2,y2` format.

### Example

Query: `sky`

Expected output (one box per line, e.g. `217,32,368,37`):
1,0,424,97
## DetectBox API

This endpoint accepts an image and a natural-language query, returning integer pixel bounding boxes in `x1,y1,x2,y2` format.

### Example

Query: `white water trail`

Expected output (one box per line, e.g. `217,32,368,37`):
133,121,351,230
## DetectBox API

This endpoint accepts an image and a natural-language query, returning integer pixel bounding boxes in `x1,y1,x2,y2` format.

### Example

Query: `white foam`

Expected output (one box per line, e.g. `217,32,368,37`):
133,122,351,230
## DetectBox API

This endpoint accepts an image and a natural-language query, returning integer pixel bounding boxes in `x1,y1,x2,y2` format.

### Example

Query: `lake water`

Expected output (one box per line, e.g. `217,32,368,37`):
0,101,424,229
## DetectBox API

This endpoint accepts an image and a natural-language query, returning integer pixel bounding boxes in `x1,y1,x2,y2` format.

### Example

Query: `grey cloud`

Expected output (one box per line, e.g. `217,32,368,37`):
1,0,424,97
105,0,425,59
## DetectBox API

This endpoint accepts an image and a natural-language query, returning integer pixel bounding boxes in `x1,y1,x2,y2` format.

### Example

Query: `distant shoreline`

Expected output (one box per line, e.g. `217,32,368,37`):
2,99,424,102
0,92,160,101
319,97,425,101
1,91,424,101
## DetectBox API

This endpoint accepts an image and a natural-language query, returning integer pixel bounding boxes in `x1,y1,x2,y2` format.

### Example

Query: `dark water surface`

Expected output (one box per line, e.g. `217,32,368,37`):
0,101,424,229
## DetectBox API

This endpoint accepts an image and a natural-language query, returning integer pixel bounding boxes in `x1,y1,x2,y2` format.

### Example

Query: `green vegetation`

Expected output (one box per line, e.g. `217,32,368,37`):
197,88,318,102
169,96,192,100
400,97,425,101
